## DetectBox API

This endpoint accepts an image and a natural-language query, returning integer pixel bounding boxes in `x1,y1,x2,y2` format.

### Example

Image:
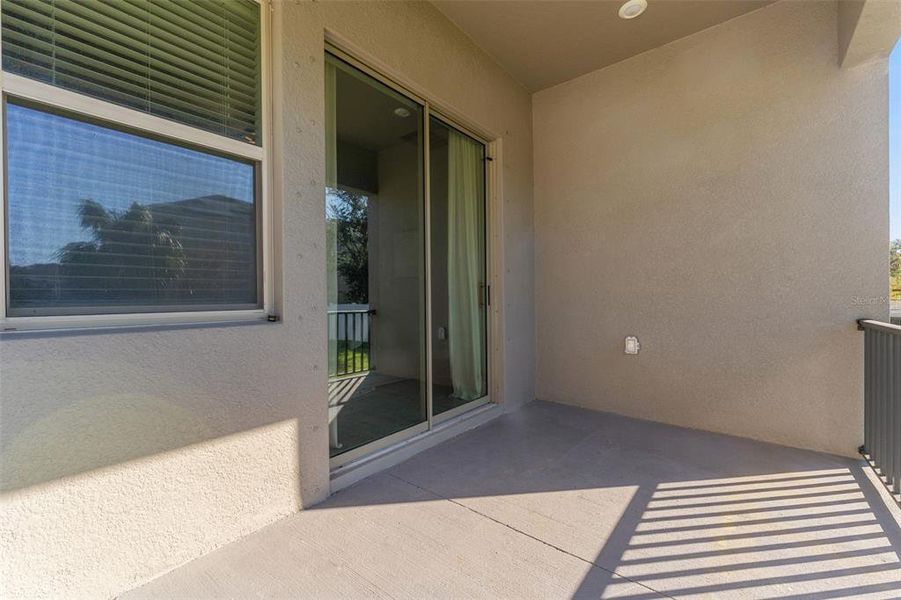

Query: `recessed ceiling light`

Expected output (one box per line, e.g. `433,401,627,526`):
619,0,647,19
393,107,411,118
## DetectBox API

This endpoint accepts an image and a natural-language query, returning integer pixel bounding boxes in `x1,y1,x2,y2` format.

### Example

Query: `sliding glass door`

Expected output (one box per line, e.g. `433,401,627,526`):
429,117,489,419
326,51,489,464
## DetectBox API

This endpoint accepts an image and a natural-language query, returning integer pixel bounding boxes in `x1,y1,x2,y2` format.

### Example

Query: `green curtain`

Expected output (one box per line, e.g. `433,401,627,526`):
326,59,339,377
447,130,486,401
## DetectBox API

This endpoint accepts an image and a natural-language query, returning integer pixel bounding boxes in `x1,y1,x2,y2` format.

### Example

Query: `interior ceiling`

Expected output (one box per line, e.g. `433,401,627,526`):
336,66,420,152
431,0,775,91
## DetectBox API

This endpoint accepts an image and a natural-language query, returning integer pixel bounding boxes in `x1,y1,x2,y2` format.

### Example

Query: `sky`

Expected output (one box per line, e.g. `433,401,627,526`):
6,103,255,266
891,40,900,240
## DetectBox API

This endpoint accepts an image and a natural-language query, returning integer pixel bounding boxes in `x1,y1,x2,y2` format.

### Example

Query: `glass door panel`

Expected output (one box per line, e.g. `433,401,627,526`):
326,54,426,458
429,117,489,416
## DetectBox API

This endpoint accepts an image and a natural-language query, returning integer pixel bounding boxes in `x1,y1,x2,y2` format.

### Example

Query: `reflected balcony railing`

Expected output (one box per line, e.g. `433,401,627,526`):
328,308,374,378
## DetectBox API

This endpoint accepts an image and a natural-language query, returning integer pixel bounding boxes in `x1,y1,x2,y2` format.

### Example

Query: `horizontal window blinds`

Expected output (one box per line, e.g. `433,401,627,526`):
6,101,260,316
1,0,262,145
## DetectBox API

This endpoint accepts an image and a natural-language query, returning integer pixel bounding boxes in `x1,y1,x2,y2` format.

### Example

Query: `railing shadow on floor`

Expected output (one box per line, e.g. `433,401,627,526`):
572,463,901,599
320,402,901,600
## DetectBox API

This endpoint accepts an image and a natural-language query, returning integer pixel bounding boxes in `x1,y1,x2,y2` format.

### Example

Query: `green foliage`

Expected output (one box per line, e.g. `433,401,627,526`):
892,239,901,300
327,189,369,304
333,341,370,376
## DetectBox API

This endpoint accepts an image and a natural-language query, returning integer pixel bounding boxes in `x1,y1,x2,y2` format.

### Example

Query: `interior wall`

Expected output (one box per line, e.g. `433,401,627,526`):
0,2,534,598
337,140,378,193
373,139,424,380
430,141,452,387
533,0,888,457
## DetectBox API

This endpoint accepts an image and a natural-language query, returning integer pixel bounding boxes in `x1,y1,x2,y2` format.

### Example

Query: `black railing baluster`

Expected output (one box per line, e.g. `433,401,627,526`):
858,319,901,507
887,330,895,487
353,312,358,373
882,331,890,476
367,310,373,371
328,309,374,378
865,330,873,469
889,335,901,494
342,312,348,375
876,329,883,469
877,331,884,470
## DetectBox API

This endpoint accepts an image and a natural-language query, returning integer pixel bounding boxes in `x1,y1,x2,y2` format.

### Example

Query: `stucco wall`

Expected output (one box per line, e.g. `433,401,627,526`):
533,0,888,457
0,2,534,598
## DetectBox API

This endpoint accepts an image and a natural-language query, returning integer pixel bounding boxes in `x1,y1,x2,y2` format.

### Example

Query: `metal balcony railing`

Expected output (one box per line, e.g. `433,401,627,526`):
858,319,901,505
328,309,374,378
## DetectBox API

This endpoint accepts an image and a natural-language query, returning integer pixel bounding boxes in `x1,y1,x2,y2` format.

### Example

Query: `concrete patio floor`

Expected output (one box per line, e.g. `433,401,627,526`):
123,401,901,599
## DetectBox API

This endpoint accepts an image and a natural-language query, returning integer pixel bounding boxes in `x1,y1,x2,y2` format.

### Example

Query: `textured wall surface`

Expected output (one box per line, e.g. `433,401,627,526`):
307,1,536,409
533,1,889,458
0,2,534,597
838,0,901,67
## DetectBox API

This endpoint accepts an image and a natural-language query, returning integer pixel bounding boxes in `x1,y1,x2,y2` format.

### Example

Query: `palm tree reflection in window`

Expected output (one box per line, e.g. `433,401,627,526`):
56,199,187,305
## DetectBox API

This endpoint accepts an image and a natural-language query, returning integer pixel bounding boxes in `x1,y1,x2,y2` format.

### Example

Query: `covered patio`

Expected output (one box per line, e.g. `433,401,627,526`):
2,0,901,597
124,401,901,599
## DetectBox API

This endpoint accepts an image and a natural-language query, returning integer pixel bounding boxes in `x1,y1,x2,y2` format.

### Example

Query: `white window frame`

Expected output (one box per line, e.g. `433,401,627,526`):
0,0,274,332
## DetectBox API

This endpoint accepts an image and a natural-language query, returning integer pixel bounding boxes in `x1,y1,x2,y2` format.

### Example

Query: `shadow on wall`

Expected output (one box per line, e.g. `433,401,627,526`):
319,402,901,599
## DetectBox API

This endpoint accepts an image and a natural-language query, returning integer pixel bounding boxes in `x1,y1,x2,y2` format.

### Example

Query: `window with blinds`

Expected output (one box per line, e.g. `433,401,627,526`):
6,101,260,316
0,0,266,320
1,0,262,145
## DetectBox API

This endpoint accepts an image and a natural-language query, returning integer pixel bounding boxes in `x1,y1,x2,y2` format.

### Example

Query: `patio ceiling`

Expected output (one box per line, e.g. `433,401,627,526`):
431,0,775,91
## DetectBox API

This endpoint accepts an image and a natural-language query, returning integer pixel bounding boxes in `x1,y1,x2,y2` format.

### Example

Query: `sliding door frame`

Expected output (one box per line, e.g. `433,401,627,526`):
428,110,492,426
326,41,496,470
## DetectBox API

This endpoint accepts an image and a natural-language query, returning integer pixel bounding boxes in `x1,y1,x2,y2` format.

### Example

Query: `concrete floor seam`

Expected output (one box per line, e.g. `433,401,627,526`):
387,472,675,600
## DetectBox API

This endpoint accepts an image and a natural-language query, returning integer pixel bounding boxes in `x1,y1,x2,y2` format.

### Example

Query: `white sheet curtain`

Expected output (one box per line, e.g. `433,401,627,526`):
447,129,486,401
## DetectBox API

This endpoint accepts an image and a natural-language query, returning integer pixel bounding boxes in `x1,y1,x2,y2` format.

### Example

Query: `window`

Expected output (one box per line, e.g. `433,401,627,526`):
1,0,268,322
6,102,259,315
2,0,261,144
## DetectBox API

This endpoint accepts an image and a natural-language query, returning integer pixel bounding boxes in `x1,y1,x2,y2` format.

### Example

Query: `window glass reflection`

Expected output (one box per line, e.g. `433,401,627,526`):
6,102,258,315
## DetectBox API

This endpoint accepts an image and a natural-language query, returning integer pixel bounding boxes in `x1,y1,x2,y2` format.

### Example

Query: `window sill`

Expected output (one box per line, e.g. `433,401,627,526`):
0,309,278,338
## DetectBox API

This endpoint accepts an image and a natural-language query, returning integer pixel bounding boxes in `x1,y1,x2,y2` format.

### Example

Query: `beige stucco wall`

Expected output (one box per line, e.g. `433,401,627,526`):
533,0,889,458
0,2,534,598
838,0,901,68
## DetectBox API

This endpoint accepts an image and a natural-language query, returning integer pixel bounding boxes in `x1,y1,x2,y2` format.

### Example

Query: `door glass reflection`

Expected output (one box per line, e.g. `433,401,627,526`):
326,54,427,457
